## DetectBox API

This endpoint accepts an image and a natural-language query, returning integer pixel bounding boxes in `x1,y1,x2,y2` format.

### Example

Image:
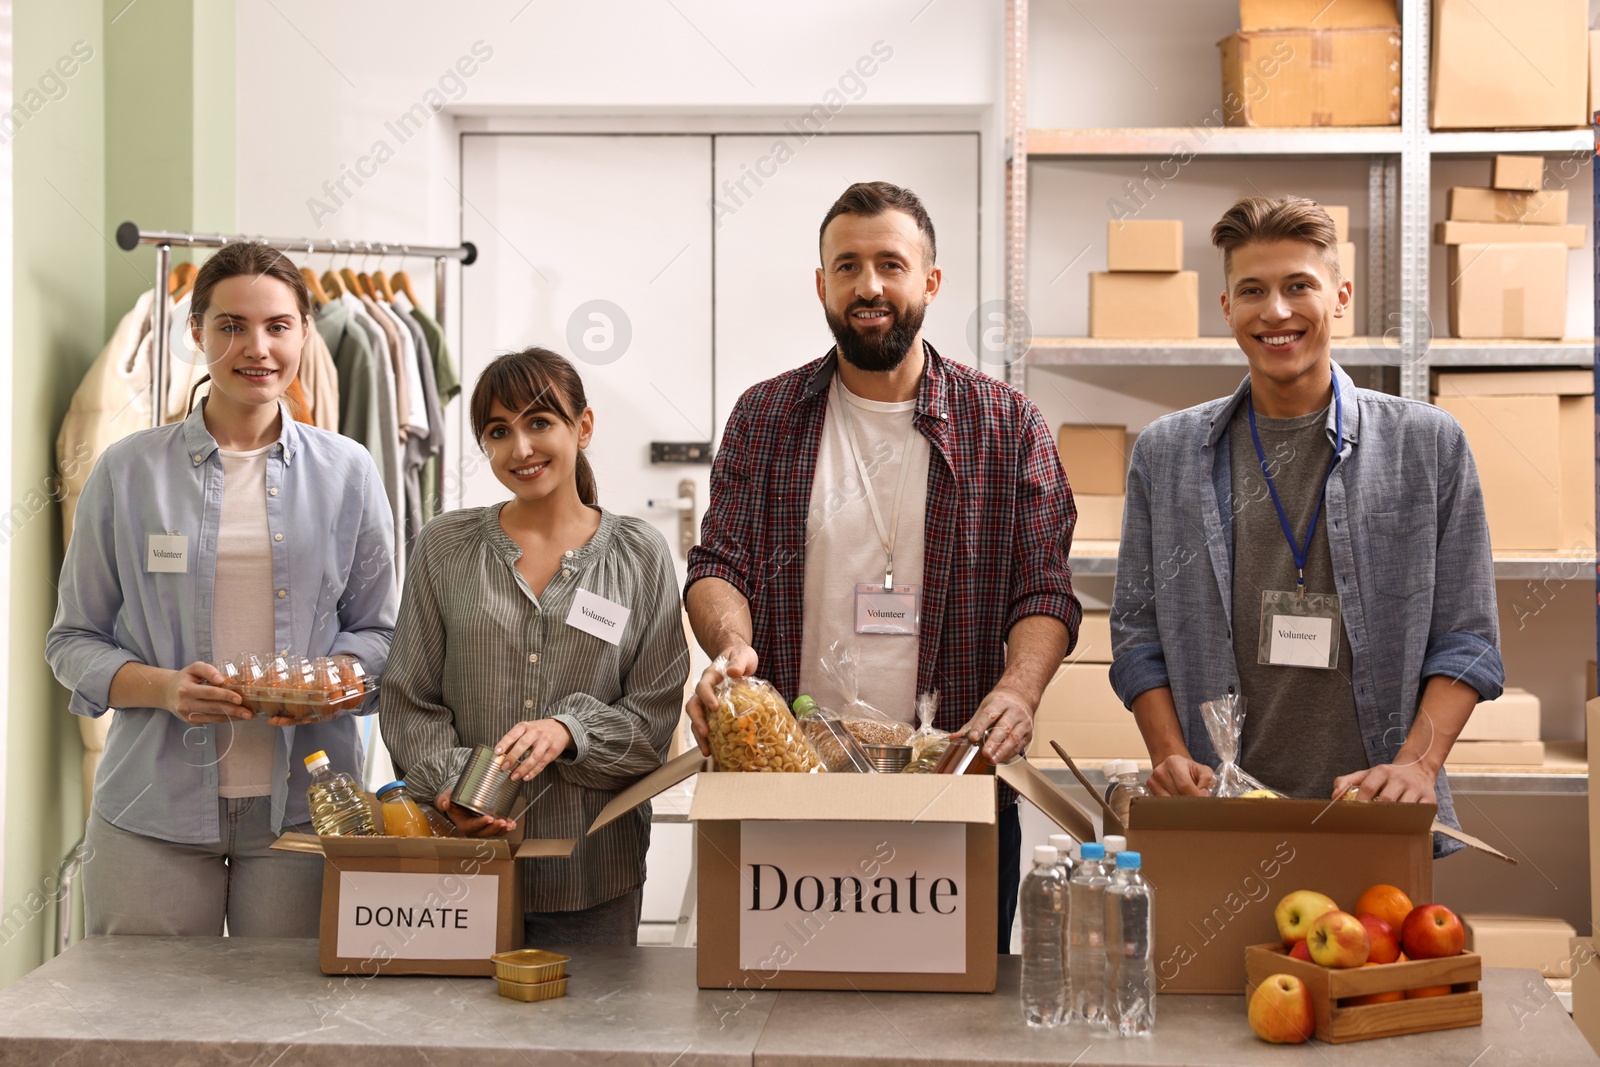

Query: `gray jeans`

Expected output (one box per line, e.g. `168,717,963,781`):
84,797,322,937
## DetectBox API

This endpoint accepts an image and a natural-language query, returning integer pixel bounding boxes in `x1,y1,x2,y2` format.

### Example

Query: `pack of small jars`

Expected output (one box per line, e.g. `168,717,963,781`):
217,653,371,723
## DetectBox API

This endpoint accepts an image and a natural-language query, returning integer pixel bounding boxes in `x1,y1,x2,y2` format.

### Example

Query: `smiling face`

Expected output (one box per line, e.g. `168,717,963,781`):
815,208,941,373
192,274,306,411
1221,239,1351,392
481,395,594,507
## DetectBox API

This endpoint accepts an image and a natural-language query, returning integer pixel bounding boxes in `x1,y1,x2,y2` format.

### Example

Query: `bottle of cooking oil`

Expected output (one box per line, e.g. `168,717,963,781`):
304,750,375,836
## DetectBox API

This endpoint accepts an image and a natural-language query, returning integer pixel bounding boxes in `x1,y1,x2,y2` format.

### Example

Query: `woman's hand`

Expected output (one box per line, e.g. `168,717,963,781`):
165,662,254,724
496,720,575,782
435,790,516,837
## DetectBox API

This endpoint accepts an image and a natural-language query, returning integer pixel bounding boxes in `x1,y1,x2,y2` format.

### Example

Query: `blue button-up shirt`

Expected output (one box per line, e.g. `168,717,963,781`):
1110,363,1504,852
47,401,397,844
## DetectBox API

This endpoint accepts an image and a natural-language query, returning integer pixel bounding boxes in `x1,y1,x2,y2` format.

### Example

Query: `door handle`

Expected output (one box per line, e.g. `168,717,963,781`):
647,479,697,558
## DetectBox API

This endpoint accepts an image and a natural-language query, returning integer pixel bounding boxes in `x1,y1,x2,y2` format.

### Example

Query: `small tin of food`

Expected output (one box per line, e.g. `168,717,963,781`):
450,744,522,818
861,743,912,774
495,974,570,1002
491,948,571,985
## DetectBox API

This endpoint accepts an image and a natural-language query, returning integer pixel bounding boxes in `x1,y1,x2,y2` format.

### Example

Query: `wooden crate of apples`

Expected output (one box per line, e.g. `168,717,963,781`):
1244,884,1480,1045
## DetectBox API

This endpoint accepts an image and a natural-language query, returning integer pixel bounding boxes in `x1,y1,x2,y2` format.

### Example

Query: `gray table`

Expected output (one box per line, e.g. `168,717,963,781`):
0,938,1593,1066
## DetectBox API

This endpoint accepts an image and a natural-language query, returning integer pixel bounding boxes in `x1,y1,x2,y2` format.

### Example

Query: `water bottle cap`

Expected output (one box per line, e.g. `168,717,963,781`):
1103,834,1127,854
1103,758,1138,778
1117,851,1142,869
375,780,406,798
1080,842,1105,860
1034,845,1059,866
303,750,330,770
1047,834,1075,855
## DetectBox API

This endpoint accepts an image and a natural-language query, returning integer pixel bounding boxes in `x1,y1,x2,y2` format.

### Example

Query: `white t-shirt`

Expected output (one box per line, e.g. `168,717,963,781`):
213,443,278,798
797,377,930,726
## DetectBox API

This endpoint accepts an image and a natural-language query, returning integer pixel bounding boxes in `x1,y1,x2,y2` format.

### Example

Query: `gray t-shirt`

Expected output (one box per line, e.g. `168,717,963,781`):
1229,403,1367,798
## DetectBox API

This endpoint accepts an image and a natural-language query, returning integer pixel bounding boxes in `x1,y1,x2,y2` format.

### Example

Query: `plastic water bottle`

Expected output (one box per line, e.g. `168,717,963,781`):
1106,850,1155,1036
1048,834,1078,1010
1103,759,1148,828
1069,841,1111,1025
1020,845,1068,1028
304,750,375,836
1103,834,1126,861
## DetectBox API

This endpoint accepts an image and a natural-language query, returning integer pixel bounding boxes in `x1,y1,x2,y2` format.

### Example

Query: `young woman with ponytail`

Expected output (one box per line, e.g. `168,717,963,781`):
381,347,687,947
46,242,396,936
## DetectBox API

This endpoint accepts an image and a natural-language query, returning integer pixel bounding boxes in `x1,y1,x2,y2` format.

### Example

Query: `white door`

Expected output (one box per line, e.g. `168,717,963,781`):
459,134,716,585
711,133,982,433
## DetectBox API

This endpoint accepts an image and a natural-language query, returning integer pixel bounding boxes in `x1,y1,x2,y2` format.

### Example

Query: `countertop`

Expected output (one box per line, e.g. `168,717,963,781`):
0,938,1593,1066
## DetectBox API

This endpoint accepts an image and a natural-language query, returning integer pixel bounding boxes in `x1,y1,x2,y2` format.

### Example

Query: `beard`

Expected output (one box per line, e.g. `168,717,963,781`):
825,298,925,373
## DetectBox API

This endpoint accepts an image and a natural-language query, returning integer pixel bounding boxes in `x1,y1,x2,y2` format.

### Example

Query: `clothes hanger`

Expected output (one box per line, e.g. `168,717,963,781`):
372,269,396,303
391,266,421,307
168,261,198,300
301,266,330,308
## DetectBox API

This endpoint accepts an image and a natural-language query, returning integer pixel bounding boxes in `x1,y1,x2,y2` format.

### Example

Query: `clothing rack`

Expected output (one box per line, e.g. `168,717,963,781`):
115,222,477,430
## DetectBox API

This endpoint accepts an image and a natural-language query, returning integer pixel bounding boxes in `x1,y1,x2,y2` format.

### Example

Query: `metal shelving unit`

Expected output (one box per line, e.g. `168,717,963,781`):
1005,0,1597,400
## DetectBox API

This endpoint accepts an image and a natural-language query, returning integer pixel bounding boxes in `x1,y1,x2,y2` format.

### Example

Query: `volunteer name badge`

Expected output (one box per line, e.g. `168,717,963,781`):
566,587,630,646
1258,590,1341,669
146,533,189,574
855,583,921,636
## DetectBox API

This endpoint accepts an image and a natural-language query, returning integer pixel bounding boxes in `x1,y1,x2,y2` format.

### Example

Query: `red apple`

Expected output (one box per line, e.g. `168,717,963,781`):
1249,973,1315,1044
1308,910,1370,968
1288,940,1312,962
1357,914,1400,965
1275,890,1339,948
1400,904,1464,959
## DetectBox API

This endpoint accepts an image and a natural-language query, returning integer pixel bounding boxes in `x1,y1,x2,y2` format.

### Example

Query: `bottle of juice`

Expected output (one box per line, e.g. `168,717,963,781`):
304,750,375,836
375,780,433,837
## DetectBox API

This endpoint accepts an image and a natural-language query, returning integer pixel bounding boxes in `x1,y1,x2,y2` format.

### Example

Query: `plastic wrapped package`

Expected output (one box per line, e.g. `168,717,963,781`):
793,696,874,773
1199,693,1278,797
707,660,824,773
903,691,950,773
217,652,370,724
819,640,913,747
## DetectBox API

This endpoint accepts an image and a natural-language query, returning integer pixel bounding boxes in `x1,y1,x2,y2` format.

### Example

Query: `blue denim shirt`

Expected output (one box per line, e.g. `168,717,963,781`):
1109,364,1504,853
46,400,397,845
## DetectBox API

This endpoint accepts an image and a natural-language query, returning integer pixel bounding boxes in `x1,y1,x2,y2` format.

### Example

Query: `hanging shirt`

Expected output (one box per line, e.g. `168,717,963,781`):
339,293,406,582
797,376,931,725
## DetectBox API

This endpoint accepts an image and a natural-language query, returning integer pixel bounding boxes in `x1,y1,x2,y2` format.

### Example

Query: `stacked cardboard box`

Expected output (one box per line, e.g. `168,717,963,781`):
1464,915,1576,976
1219,1,1401,127
1089,221,1198,339
1431,370,1593,553
1432,0,1588,129
1056,423,1130,540
1031,660,1145,761
1435,156,1577,340
1447,687,1545,765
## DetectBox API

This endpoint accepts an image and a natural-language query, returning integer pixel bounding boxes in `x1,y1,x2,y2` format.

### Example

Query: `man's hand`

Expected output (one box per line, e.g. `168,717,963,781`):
1331,761,1437,805
497,720,574,782
1146,754,1216,796
435,790,516,838
960,685,1035,765
687,643,759,756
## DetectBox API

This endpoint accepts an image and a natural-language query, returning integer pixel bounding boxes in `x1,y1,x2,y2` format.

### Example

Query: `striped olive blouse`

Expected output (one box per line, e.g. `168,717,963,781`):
380,504,689,913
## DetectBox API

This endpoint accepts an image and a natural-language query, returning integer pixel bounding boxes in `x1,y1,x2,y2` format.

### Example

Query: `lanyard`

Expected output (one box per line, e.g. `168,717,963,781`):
1246,367,1343,597
834,379,920,588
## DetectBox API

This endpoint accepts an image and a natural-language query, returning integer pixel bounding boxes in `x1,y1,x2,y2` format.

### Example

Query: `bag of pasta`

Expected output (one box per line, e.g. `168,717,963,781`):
819,640,913,748
902,691,949,773
708,659,824,773
1200,692,1278,798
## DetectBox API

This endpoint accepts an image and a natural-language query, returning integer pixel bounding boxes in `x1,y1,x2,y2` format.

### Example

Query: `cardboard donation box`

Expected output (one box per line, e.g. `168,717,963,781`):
271,830,573,976
1031,662,1144,760
1446,186,1569,226
590,756,1087,992
1055,424,1128,496
1072,610,1114,664
1431,0,1588,129
1238,0,1398,31
1072,494,1125,541
1219,27,1401,127
1464,914,1576,976
1443,244,1567,341
1493,154,1545,191
1457,687,1540,741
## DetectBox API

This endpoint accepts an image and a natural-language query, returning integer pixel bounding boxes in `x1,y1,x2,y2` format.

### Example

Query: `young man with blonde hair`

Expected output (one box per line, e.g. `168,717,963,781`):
1109,196,1502,855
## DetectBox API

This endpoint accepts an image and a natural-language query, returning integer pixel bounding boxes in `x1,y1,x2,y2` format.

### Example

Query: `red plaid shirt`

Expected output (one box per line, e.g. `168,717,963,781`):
687,344,1081,747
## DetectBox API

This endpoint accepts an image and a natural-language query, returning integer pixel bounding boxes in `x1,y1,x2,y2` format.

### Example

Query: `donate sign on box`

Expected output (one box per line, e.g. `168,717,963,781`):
738,820,966,974
335,871,499,962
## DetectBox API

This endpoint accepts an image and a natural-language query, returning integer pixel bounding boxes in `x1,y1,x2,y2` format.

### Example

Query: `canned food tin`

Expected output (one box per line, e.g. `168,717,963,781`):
450,744,522,819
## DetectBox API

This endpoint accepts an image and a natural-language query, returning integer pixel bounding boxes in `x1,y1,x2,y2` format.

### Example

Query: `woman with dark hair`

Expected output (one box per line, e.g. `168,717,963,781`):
381,346,687,947
46,242,397,936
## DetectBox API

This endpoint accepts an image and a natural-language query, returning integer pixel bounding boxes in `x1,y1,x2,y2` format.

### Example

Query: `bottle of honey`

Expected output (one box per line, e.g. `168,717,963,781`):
375,780,433,837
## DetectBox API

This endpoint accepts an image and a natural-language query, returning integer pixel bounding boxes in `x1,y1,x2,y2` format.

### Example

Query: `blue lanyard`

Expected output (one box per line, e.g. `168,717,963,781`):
1246,368,1343,593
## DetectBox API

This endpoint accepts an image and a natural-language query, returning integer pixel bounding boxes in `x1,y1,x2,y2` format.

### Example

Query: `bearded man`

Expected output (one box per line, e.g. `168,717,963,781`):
683,180,1081,950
